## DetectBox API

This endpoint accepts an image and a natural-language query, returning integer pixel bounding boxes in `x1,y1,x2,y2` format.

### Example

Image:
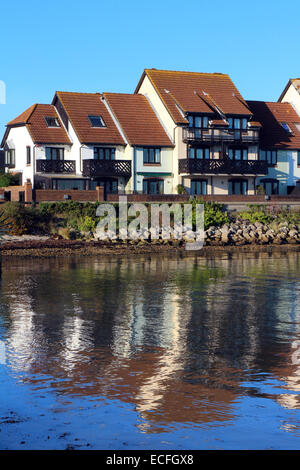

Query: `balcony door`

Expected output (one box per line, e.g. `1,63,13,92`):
45,147,64,160
228,178,248,195
191,179,207,195
91,177,118,194
189,147,210,159
228,148,248,161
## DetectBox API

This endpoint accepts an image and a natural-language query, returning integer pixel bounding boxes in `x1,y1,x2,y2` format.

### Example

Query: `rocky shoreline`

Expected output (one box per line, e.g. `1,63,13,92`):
204,218,300,245
1,217,300,258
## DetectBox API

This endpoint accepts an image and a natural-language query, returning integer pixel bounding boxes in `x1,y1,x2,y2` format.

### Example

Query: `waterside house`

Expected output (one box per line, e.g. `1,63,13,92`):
2,69,300,197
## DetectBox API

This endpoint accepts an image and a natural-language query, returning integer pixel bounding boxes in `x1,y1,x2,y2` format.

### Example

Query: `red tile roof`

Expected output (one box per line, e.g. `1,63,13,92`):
7,104,71,144
247,101,300,149
55,91,125,145
103,92,174,147
135,69,251,124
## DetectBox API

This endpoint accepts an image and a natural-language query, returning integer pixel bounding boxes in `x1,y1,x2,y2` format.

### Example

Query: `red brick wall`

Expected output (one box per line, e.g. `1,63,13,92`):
106,194,190,202
34,189,99,202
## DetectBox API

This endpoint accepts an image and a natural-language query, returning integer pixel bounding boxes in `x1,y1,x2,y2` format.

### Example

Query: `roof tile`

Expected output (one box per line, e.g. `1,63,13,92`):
103,92,173,147
247,101,300,149
56,92,125,145
7,104,71,144
137,69,251,124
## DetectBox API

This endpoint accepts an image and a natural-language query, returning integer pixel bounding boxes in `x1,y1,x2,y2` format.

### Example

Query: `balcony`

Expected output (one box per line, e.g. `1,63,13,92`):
179,158,268,175
36,159,76,174
182,127,259,143
82,159,132,178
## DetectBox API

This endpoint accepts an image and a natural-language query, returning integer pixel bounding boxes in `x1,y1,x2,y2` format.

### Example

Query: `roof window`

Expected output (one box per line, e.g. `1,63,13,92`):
45,117,60,127
280,122,292,134
88,115,106,127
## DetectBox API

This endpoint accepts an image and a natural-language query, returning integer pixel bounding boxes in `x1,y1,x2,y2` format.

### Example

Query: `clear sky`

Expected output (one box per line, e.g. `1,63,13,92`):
1,0,299,139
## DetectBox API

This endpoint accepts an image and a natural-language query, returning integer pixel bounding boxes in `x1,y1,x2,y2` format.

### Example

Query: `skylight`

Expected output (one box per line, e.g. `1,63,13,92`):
88,115,106,127
45,117,60,127
280,122,292,134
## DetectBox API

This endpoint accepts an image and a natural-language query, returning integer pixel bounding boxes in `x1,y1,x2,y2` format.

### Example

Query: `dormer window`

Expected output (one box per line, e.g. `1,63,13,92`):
88,115,106,127
188,115,209,128
280,122,292,134
227,117,247,130
45,116,60,127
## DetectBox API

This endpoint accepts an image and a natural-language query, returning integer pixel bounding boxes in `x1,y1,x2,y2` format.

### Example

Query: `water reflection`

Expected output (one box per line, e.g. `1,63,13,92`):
0,253,300,438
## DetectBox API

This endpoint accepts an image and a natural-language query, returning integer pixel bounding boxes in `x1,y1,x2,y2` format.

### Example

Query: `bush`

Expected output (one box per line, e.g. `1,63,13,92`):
2,202,51,235
239,204,274,225
191,199,229,230
0,172,19,187
177,184,187,195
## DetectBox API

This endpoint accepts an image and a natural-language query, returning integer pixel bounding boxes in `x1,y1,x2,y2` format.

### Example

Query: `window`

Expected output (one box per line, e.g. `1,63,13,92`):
260,179,279,195
90,178,118,193
228,148,248,160
298,151,300,166
88,115,106,127
94,147,115,160
46,147,64,160
228,179,248,195
259,149,277,166
4,148,15,167
227,117,248,130
280,122,292,134
52,179,87,190
143,147,161,164
26,146,31,165
189,147,210,159
191,179,207,195
44,116,60,127
188,115,209,128
143,178,164,195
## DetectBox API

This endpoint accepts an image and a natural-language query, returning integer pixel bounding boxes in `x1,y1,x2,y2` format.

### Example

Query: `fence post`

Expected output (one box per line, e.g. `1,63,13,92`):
24,180,33,203
96,186,104,202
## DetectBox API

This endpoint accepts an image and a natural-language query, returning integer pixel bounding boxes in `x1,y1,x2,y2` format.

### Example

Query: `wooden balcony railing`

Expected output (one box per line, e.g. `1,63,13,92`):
36,160,76,174
182,127,259,143
82,159,132,178
178,158,268,175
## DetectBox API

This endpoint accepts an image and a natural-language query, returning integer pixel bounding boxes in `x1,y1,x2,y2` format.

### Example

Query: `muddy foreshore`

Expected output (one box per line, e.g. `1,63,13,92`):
1,237,300,258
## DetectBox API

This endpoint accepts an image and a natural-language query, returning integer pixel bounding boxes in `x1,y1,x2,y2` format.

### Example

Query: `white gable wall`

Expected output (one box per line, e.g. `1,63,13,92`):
4,126,35,185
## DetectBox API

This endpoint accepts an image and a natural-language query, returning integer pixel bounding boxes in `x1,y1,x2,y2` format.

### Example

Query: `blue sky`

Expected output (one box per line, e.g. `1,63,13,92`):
0,0,299,138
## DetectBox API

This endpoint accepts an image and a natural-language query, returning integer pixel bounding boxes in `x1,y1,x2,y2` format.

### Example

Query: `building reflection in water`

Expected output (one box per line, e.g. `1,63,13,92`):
0,253,300,433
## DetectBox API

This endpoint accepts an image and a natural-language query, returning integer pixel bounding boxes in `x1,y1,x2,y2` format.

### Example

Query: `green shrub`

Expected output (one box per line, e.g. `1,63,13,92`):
2,202,51,235
177,184,187,195
191,199,229,230
256,185,265,195
239,204,273,224
0,172,19,187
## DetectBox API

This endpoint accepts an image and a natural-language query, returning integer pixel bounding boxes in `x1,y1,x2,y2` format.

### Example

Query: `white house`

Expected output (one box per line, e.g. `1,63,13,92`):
1,104,72,186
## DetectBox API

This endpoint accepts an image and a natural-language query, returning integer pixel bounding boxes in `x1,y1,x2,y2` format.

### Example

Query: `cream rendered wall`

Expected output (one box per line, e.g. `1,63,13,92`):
138,75,178,193
280,84,300,116
182,175,255,195
5,126,35,185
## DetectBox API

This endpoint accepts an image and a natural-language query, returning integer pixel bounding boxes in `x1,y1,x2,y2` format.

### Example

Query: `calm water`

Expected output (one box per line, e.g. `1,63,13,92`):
0,252,299,450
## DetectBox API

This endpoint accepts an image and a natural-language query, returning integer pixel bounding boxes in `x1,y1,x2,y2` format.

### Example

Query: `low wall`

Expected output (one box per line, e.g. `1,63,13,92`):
106,194,190,202
34,189,102,202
